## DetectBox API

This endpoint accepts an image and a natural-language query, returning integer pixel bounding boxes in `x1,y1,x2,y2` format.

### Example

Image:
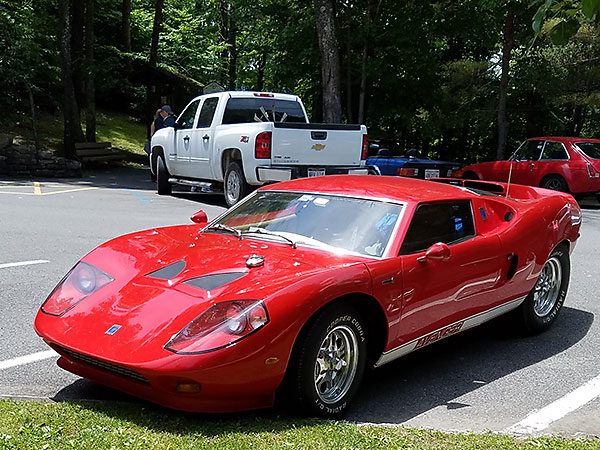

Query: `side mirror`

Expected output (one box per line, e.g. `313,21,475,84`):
417,242,451,263
190,210,208,225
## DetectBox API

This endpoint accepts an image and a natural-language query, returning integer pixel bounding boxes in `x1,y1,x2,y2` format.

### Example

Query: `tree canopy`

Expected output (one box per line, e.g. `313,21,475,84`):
1,0,599,163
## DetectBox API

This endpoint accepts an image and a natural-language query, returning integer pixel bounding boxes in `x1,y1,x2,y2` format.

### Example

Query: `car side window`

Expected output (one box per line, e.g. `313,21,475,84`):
541,141,569,160
176,99,200,130
514,140,544,161
399,201,475,255
196,97,219,128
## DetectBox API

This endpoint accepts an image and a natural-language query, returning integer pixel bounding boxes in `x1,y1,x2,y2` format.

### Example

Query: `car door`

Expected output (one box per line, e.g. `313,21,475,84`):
526,140,570,187
509,139,545,185
173,99,201,177
384,200,504,353
189,97,219,180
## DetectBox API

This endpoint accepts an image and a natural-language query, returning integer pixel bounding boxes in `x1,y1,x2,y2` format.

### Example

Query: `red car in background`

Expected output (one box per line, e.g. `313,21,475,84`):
461,137,600,200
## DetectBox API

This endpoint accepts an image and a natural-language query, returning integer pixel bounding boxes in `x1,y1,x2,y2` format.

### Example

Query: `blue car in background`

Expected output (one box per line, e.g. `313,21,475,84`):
366,145,461,179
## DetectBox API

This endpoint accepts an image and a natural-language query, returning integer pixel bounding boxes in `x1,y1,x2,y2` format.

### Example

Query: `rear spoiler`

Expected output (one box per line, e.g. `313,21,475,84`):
429,177,569,201
428,177,505,194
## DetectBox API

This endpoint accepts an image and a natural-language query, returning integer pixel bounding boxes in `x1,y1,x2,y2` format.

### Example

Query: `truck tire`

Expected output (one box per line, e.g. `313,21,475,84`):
157,156,172,195
224,161,250,207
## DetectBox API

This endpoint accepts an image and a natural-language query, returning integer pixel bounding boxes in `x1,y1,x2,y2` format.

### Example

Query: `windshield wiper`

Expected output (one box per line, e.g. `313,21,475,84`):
205,223,242,240
244,227,297,248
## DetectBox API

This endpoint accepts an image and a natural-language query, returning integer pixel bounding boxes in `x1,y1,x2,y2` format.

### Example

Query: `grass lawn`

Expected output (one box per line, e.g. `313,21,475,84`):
1,110,148,165
0,400,598,449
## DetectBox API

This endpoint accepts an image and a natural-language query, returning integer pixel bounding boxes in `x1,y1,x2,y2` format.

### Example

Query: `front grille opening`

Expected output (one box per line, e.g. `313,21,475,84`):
57,345,149,384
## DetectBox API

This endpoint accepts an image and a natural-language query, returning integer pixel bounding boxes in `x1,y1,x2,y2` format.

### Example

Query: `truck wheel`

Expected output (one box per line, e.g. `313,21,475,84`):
224,161,250,207
157,156,172,195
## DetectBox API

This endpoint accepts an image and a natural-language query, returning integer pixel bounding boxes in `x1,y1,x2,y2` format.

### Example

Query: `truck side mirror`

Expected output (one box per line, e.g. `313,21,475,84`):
190,210,208,225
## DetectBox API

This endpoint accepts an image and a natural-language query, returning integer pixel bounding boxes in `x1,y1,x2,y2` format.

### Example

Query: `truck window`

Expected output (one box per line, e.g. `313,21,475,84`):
197,97,219,128
222,98,307,125
176,99,200,129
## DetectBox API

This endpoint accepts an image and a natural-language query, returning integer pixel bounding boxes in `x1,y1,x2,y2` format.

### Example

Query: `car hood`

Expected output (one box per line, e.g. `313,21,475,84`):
41,225,365,364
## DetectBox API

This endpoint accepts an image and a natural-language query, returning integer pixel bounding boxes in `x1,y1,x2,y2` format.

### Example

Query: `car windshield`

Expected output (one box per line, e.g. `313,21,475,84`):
210,191,404,258
575,142,600,160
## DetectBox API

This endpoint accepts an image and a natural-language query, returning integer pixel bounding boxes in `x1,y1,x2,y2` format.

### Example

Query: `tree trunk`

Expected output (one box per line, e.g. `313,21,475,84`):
227,5,237,90
149,0,164,67
496,8,515,160
345,27,353,123
85,0,96,142
314,0,342,123
26,84,40,155
219,1,229,86
256,52,266,91
71,0,85,108
58,0,84,158
121,0,132,72
357,40,368,124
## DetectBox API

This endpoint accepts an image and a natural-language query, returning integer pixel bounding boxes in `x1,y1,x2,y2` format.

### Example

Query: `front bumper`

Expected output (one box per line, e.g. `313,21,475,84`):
46,340,281,413
257,166,368,183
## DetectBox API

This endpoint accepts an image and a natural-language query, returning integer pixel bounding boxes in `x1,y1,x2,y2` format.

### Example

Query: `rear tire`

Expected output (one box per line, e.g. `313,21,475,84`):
157,156,172,195
541,175,568,193
224,161,250,207
517,244,569,334
286,304,367,417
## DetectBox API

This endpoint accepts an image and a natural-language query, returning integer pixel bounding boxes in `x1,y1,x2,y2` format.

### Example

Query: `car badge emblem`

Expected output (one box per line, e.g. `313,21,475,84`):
312,144,325,151
246,255,264,268
105,324,122,335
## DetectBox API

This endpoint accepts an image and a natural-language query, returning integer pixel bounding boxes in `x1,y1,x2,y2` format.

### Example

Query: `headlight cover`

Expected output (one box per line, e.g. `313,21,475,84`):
165,300,269,354
41,261,114,316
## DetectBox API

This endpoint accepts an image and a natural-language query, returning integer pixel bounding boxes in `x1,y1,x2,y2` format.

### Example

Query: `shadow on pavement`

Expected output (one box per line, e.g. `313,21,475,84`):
51,306,593,427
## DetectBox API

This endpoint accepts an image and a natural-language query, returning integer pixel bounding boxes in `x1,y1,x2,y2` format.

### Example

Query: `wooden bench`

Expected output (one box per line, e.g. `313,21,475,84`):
75,142,123,163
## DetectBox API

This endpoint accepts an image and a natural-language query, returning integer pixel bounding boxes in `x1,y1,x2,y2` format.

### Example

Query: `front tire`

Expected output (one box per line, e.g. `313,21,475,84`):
518,244,570,334
288,305,367,417
224,161,250,207
156,156,172,195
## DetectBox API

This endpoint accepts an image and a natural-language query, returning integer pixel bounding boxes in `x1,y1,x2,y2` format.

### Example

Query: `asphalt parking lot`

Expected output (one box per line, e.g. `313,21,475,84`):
1,166,599,437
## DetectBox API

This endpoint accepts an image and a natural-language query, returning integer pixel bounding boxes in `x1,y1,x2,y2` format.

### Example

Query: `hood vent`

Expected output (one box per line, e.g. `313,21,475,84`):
146,260,186,280
183,272,246,291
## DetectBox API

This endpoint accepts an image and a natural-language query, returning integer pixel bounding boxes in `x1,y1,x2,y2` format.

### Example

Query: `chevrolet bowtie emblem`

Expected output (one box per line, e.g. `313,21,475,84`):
312,144,325,151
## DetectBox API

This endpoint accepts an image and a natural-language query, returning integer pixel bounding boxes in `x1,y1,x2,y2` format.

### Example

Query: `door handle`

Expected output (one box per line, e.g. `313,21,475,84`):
528,163,535,167
202,134,210,141
183,135,190,142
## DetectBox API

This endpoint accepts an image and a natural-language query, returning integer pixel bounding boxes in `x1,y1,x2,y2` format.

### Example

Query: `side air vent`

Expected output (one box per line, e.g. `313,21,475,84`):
507,254,519,280
183,272,247,291
146,260,186,280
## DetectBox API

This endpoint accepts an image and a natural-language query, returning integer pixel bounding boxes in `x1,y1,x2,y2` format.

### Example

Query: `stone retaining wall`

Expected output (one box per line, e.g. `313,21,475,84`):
0,136,81,177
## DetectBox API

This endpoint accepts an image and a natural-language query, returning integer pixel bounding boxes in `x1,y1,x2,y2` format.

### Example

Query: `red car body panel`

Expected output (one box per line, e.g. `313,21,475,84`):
461,137,600,195
34,175,581,412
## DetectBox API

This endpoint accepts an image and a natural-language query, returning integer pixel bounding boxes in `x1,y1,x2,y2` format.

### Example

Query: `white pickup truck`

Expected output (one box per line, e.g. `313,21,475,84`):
149,91,369,205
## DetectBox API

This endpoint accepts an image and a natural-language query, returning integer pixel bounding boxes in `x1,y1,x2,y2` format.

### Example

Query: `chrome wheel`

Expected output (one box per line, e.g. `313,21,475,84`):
533,256,562,317
313,325,359,405
226,169,241,205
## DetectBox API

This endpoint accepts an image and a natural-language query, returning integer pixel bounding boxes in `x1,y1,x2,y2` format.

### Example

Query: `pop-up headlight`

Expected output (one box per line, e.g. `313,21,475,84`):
41,261,113,316
165,300,269,354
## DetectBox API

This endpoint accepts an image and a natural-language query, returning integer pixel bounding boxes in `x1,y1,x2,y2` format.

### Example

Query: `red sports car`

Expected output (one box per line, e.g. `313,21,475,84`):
461,137,600,200
34,175,581,416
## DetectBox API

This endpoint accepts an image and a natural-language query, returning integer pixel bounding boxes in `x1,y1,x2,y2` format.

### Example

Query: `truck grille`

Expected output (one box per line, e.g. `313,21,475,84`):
57,345,150,384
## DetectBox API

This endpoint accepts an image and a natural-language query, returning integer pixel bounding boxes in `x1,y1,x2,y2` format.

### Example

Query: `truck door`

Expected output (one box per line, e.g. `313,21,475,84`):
173,99,201,177
189,97,219,180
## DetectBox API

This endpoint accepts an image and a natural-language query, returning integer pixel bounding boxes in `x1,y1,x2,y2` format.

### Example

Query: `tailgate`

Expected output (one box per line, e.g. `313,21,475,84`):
271,123,364,166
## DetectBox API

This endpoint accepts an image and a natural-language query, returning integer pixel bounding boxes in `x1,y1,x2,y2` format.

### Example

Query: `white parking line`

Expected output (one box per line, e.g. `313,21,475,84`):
0,350,57,370
506,373,600,434
0,260,49,269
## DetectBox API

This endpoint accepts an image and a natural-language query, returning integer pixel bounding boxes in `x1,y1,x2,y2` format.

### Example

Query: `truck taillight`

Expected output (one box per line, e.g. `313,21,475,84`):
255,132,272,159
253,93,274,97
361,134,368,160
